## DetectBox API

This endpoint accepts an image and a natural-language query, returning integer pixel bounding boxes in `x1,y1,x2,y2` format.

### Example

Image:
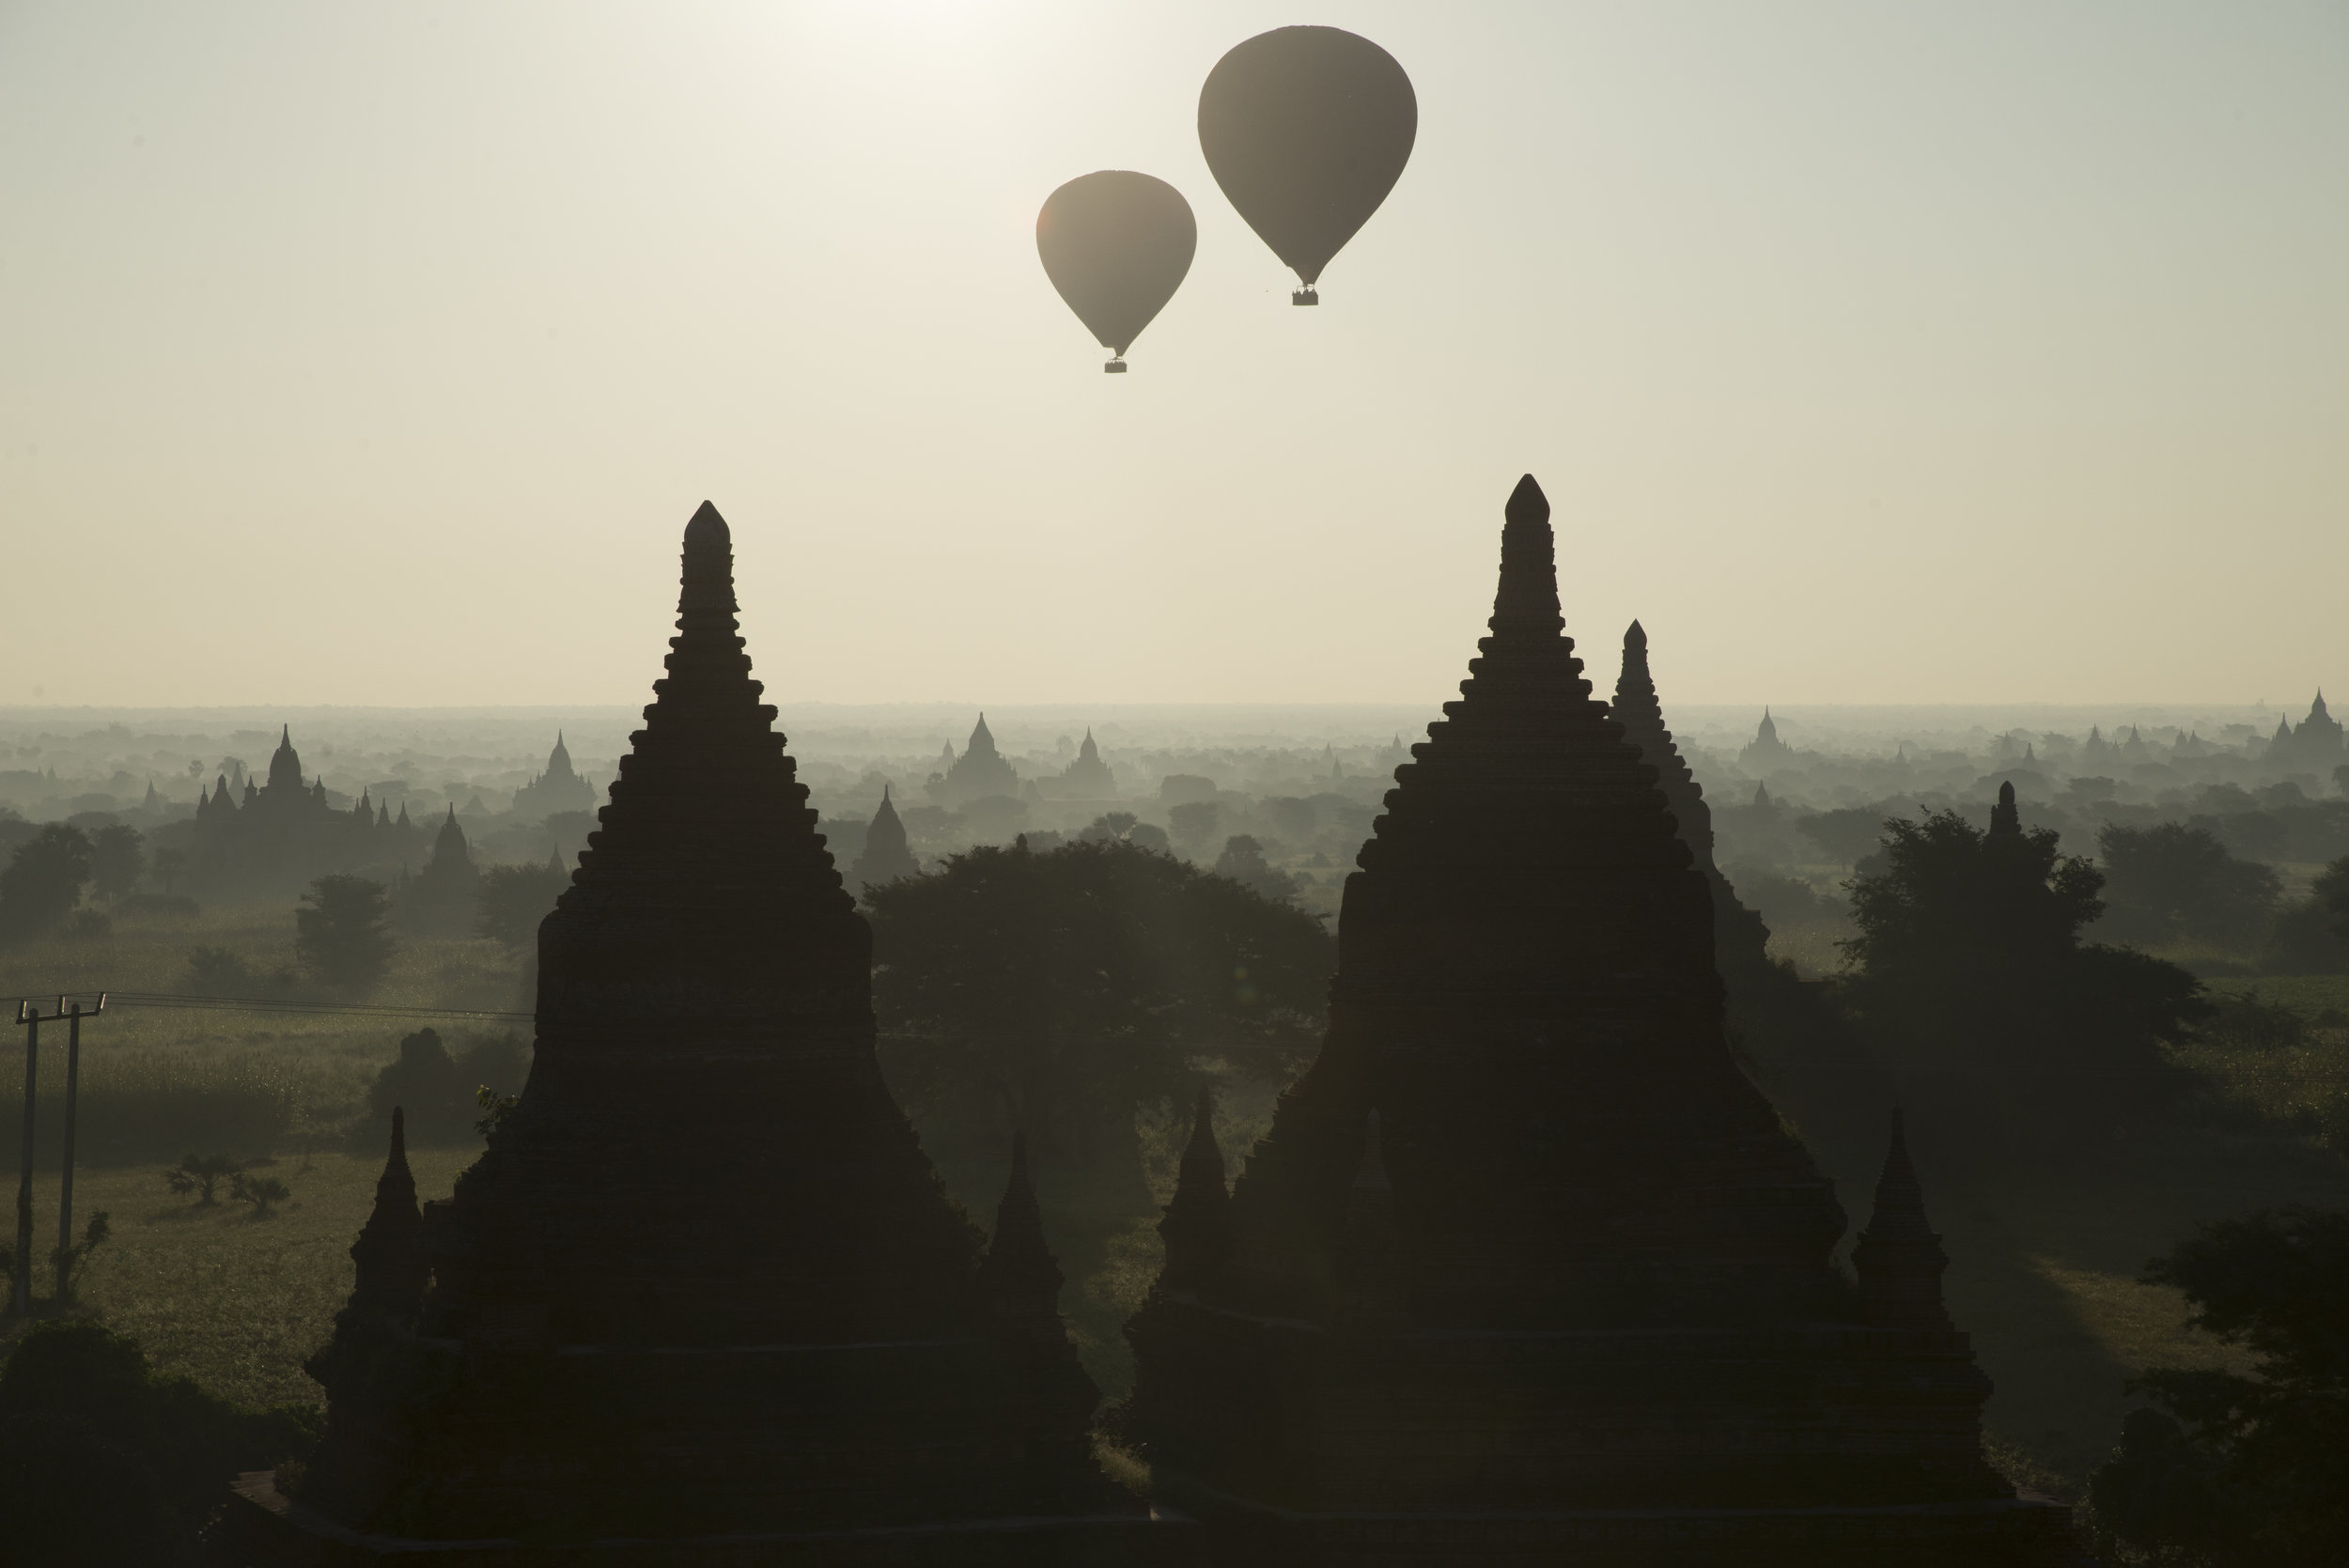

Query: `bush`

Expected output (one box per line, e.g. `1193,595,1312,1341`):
163,1153,245,1205
0,1320,318,1565
366,1028,530,1144
230,1172,291,1218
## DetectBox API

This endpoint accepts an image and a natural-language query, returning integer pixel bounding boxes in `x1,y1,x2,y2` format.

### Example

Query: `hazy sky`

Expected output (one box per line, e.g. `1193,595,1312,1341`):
4,2,2342,710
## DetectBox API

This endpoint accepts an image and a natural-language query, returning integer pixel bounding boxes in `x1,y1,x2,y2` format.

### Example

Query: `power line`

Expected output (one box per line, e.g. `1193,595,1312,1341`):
5,991,533,1024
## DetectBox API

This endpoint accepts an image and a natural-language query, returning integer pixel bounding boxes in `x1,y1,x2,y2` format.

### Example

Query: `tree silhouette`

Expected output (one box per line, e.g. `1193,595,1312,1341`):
1842,794,2205,1088
294,875,395,996
0,824,94,946
87,824,146,903
164,1154,245,1205
2097,821,2281,950
474,860,568,950
2090,1205,2349,1566
867,838,1331,1195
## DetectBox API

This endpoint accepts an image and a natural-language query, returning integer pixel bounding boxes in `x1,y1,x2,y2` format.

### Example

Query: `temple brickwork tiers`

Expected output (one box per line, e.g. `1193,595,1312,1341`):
1119,475,2079,1566
215,503,1197,1566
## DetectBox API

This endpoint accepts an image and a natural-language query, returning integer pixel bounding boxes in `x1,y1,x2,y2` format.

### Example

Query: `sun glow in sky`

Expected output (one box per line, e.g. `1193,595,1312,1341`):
2,1,2342,708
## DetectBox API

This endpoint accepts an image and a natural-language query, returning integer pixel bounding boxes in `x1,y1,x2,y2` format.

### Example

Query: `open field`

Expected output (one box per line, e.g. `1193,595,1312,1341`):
0,1148,478,1408
0,900,529,1151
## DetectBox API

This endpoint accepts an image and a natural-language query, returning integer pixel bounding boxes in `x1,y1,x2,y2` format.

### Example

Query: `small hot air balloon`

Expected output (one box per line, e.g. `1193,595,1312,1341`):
1035,171,1197,373
1198,26,1416,305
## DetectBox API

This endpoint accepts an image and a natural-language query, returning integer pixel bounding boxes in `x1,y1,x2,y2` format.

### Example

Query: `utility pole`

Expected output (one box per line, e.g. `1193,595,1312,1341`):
9,996,102,1312
54,996,103,1296
9,1001,38,1316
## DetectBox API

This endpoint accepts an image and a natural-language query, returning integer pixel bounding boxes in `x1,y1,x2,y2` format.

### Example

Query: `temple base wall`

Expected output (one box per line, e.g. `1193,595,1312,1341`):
1150,1476,2083,1568
212,1475,1206,1568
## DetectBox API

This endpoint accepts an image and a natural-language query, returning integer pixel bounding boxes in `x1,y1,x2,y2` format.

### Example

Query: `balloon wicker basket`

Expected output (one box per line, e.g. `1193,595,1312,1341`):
1103,358,1128,374
1291,288,1319,306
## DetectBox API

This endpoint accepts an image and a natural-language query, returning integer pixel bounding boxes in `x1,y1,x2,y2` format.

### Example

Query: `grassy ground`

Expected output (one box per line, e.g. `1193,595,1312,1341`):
0,1147,478,1408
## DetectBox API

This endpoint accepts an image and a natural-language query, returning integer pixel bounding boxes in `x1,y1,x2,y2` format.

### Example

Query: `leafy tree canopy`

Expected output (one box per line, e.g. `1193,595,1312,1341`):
0,822,94,946
475,860,569,950
2097,821,2281,950
88,823,147,903
867,838,1331,1172
294,875,394,997
2091,1206,2349,1567
1841,804,2205,1081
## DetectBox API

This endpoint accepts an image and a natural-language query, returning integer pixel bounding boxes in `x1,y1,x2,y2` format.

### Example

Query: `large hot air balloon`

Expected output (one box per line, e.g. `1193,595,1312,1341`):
1198,26,1416,305
1035,171,1197,373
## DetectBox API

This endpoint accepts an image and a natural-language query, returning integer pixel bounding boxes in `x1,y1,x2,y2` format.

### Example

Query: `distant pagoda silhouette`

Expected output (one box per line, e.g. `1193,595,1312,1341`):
1060,727,1118,797
226,503,1194,1564
1739,705,1796,769
1120,476,2075,1564
849,783,922,891
511,730,596,816
929,713,1021,806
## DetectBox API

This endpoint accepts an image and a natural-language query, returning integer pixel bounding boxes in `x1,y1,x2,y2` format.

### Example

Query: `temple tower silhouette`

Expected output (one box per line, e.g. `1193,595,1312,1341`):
226,504,1193,1564
849,783,921,891
1611,618,1776,997
1120,476,2074,1565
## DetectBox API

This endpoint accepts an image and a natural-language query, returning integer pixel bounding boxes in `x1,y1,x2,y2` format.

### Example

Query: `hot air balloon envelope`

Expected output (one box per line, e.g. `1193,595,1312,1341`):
1199,26,1416,295
1035,171,1197,368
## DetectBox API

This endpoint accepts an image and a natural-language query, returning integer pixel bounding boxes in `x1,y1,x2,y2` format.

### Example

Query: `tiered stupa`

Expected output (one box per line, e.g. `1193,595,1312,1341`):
848,784,922,892
512,731,596,817
1060,727,1118,798
1611,619,1774,995
929,713,1021,806
226,504,1192,1564
1121,476,2075,1564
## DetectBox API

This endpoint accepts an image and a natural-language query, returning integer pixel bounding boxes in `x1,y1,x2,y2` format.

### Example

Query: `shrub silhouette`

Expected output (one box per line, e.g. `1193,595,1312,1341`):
230,1172,290,1218
164,1153,244,1205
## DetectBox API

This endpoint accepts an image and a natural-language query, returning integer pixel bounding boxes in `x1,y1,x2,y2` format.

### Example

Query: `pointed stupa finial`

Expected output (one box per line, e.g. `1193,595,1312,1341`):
1488,475,1563,643
983,1131,1066,1332
1990,780,2020,837
348,1107,426,1312
1624,618,1647,650
1853,1108,1952,1328
1157,1083,1233,1293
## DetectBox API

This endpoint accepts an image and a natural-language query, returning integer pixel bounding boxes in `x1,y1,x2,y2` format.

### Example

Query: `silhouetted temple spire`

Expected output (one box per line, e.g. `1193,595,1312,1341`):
1156,1084,1232,1292
1852,1109,1952,1329
1612,617,1775,992
257,501,1181,1560
1990,779,2021,838
1120,474,2055,1560
850,782,921,891
348,1108,425,1312
983,1132,1066,1338
1487,474,1563,642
